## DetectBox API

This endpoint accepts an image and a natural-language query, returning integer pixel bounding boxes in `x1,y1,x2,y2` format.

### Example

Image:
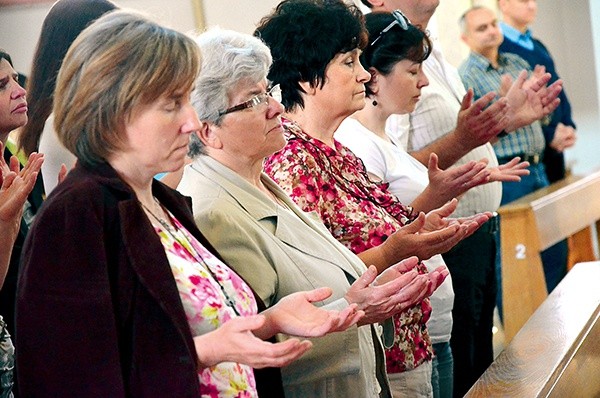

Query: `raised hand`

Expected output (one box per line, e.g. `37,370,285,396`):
422,199,493,243
258,287,364,339
455,88,510,150
193,314,313,369
0,144,43,229
505,70,563,132
382,208,476,263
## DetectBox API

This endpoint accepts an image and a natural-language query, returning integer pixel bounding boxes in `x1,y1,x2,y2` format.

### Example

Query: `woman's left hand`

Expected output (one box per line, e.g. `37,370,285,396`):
258,287,364,339
487,156,530,182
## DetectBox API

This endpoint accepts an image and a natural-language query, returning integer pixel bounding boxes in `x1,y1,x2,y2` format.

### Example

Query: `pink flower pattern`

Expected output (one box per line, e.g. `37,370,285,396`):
154,212,258,396
264,118,433,373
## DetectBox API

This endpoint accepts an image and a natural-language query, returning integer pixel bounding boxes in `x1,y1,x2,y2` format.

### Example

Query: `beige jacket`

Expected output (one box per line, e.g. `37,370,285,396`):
178,155,391,398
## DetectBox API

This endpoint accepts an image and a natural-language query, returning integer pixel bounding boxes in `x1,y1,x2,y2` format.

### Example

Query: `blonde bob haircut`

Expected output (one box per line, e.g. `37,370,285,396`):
54,10,201,166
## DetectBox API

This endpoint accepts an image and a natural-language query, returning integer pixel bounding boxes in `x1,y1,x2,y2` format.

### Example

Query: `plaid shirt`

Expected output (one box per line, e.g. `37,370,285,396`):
459,51,545,160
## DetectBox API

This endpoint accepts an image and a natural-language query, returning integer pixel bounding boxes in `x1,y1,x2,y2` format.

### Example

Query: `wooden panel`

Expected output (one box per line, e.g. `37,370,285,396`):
567,227,596,271
498,171,600,341
465,262,600,397
547,313,600,397
532,171,600,250
500,208,548,341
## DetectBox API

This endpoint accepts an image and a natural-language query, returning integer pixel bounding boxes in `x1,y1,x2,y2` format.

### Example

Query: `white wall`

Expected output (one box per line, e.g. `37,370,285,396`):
1,0,598,172
438,0,600,175
0,0,279,75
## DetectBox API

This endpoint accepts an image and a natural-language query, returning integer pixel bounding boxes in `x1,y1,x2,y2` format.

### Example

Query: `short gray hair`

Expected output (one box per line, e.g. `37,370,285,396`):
192,29,272,120
459,6,486,35
189,28,272,158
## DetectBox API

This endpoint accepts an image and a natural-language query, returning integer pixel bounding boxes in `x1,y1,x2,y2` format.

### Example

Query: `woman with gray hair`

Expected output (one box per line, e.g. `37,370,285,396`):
16,11,362,397
178,28,445,398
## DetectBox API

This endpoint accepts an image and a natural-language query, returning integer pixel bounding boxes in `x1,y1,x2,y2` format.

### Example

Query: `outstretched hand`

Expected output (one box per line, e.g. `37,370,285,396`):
486,157,530,183
193,315,313,369
259,287,364,339
422,199,493,247
346,256,450,325
346,258,429,325
422,153,490,210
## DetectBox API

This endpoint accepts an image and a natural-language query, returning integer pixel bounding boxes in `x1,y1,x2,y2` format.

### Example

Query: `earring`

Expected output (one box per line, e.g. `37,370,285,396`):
372,100,378,106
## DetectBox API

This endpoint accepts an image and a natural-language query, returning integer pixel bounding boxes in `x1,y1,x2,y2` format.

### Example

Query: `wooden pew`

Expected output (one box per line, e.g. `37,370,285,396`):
465,261,600,397
498,170,600,342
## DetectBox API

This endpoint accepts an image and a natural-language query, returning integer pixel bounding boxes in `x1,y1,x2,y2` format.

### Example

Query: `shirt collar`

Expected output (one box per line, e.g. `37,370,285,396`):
468,51,513,72
500,21,534,50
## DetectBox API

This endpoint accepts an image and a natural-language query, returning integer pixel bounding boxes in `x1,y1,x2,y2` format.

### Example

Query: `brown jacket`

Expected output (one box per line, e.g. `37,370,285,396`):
16,162,283,397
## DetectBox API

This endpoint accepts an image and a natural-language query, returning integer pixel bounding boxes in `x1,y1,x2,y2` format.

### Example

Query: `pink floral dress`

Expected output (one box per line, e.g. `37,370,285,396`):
152,210,259,397
264,118,433,373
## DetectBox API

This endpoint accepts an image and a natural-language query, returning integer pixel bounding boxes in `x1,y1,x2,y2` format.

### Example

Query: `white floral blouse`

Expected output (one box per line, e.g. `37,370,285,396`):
152,210,259,397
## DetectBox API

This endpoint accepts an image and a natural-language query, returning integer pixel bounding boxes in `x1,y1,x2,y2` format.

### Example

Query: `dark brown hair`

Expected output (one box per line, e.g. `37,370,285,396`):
18,0,117,156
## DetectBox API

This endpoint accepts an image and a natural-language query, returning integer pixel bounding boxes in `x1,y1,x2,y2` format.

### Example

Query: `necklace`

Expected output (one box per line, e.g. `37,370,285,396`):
140,198,241,316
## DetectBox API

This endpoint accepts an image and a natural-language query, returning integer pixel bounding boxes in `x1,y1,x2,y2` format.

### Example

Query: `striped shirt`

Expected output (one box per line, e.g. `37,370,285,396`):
386,42,502,217
459,51,545,160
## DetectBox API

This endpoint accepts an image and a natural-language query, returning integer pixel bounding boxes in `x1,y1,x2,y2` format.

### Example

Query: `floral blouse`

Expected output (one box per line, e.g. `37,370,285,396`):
152,210,259,397
264,118,433,373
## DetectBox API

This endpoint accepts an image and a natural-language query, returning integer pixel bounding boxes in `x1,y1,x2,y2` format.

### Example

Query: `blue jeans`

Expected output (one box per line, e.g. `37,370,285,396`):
497,162,568,318
431,342,453,398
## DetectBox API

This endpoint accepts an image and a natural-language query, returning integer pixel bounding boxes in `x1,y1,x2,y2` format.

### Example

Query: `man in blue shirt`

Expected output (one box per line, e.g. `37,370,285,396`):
459,5,567,310
498,0,576,183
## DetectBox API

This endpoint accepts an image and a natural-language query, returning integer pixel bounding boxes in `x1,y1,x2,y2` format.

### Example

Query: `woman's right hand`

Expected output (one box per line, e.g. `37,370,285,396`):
193,315,313,369
345,257,432,325
421,153,490,210
0,148,43,232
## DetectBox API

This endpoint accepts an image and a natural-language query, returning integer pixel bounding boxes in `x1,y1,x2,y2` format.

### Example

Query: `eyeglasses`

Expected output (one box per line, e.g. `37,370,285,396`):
369,10,411,48
218,84,282,116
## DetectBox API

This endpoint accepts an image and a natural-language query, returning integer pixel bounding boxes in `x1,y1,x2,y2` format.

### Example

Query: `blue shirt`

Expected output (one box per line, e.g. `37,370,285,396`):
459,51,545,159
500,22,534,51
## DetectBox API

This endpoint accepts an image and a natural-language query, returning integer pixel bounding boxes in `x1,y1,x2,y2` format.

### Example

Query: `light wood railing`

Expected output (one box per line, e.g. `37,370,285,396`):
465,261,600,397
498,170,600,342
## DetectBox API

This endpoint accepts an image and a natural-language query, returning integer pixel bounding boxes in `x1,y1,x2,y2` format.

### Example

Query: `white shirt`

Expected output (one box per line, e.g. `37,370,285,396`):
39,113,77,196
386,42,502,217
336,117,453,344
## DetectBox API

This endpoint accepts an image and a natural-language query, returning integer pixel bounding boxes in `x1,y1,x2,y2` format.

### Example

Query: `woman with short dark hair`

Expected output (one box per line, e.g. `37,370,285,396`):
256,1,491,396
